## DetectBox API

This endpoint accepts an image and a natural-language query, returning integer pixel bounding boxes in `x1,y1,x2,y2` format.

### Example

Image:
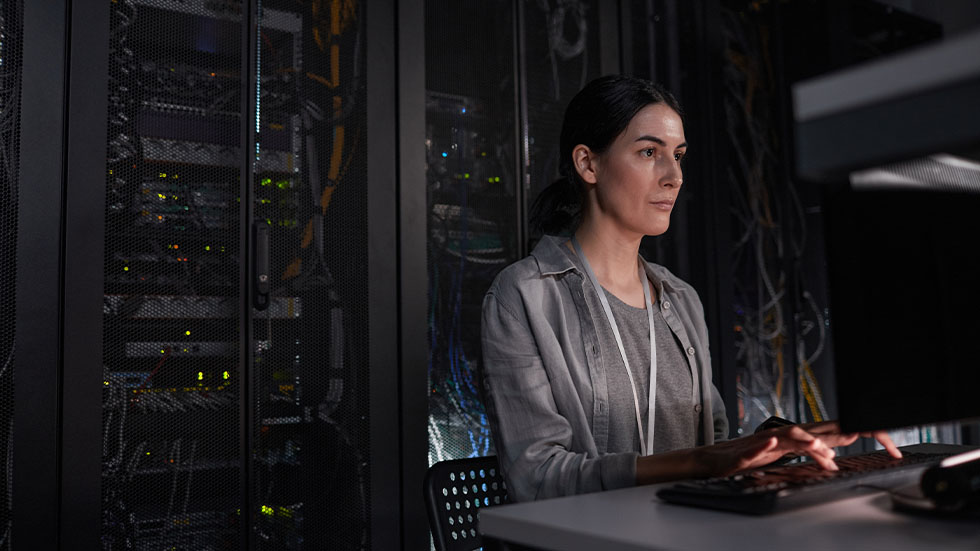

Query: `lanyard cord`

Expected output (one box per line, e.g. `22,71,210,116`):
572,237,658,456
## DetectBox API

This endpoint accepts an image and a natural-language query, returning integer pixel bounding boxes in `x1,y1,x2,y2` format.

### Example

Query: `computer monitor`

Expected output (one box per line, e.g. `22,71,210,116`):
822,185,980,432
794,29,980,433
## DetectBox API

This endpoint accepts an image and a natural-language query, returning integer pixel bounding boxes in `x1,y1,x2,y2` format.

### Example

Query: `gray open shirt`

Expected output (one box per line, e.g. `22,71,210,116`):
480,236,728,502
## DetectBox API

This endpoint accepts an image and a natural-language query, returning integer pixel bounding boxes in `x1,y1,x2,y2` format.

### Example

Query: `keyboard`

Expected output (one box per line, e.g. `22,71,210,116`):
657,450,952,515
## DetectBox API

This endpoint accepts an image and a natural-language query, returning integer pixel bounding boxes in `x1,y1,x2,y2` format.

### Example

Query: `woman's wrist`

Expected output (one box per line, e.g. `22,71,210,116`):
636,447,705,485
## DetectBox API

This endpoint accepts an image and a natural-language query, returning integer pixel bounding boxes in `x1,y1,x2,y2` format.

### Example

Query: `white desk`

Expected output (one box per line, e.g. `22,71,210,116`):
480,445,980,551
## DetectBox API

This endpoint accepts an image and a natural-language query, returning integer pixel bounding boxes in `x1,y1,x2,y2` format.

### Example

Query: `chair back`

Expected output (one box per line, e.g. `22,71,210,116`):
424,455,509,551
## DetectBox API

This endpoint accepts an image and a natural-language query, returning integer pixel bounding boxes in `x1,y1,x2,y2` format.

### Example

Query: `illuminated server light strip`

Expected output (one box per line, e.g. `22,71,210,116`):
141,137,294,173
125,342,236,357
260,416,302,425
105,295,302,319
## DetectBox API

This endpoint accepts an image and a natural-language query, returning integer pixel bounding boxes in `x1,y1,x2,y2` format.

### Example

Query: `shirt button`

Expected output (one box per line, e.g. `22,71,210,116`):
662,301,671,310
686,347,695,356
694,404,703,414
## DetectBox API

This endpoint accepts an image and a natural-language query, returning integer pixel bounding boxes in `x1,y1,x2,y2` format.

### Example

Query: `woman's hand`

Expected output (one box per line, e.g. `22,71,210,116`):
636,421,902,485
690,421,902,478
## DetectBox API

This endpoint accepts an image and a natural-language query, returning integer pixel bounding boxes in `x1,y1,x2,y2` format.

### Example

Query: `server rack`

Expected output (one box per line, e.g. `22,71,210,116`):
15,0,399,549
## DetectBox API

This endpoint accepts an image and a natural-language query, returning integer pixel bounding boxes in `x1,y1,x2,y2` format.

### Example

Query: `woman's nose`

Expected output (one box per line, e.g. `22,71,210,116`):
661,162,682,188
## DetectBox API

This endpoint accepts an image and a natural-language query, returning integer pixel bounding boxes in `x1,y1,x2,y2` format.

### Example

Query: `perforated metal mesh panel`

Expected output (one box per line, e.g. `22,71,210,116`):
252,1,370,549
0,1,22,548
101,1,244,548
425,0,518,465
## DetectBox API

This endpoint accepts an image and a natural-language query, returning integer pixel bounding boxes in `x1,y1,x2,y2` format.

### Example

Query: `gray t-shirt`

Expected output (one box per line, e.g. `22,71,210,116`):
601,290,700,455
561,243,700,455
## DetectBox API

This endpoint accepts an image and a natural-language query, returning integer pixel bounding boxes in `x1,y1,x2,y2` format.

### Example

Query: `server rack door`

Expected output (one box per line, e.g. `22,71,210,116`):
424,0,519,469
98,1,247,548
521,0,603,247
250,2,372,548
0,0,22,538
5,0,32,548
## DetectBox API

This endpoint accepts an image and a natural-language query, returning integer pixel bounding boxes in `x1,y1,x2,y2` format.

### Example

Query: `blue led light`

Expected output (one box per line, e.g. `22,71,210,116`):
442,152,448,158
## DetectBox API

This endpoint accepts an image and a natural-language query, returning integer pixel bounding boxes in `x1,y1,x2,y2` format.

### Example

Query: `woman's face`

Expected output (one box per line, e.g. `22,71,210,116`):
576,103,686,237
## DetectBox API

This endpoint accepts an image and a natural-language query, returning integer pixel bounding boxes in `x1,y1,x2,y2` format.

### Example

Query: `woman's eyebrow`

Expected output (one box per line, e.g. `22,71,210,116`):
634,135,687,149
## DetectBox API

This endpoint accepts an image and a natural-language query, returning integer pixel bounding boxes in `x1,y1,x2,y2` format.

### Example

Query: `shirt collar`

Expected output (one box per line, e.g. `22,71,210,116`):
531,235,687,296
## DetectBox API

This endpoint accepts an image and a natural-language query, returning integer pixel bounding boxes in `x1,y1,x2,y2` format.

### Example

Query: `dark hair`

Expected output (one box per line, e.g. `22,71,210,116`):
529,75,684,235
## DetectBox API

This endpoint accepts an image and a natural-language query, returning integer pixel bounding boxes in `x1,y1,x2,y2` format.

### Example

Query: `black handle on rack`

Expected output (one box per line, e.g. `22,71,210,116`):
253,221,270,310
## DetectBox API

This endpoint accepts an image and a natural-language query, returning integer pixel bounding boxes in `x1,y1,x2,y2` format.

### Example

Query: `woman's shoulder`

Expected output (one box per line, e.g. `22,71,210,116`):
487,236,574,302
489,256,540,293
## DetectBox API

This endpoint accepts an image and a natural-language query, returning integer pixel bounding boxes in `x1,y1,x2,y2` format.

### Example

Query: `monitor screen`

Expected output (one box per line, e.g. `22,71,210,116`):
824,185,980,432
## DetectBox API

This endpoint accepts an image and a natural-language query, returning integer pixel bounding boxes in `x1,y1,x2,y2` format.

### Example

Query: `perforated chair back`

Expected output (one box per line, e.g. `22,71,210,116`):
424,455,509,551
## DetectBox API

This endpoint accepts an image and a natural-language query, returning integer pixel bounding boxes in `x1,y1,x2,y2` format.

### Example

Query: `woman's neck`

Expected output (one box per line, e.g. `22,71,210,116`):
573,216,644,293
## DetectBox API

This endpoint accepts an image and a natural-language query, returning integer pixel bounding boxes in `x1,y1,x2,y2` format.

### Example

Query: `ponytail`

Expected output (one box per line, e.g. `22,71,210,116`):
529,175,583,236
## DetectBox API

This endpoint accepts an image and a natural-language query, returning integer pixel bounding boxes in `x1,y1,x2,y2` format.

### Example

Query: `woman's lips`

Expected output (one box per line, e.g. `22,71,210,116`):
650,200,675,210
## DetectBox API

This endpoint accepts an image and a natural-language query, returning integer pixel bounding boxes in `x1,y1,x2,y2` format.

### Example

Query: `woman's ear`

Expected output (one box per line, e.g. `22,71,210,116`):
572,144,599,185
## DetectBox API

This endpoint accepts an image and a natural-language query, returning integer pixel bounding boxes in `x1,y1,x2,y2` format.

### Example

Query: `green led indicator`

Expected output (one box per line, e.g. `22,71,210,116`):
223,371,230,380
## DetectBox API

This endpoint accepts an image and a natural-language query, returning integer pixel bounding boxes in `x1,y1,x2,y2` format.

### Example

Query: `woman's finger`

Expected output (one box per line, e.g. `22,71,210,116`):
799,438,838,471
873,431,902,458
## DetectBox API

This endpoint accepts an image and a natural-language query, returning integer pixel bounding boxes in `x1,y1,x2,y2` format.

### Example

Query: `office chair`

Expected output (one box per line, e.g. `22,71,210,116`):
424,455,509,551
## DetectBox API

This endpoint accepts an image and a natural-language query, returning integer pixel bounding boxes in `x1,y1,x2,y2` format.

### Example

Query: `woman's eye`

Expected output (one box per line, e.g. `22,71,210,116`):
674,153,683,161
643,149,655,158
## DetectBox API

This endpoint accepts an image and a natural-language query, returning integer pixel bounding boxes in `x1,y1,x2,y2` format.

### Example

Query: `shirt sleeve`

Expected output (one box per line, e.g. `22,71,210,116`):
709,381,729,442
480,289,637,502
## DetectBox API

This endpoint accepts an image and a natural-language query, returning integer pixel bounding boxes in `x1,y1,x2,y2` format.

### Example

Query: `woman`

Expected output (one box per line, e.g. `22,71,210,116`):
480,75,898,502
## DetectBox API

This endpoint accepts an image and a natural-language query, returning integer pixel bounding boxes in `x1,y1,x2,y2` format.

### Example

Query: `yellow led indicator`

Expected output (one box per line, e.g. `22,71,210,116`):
198,372,204,380
123,266,129,271
160,349,166,354
261,505,274,516
205,246,211,251
159,173,167,178
463,173,470,179
104,380,110,386
185,330,191,336
223,371,230,380
146,452,151,455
